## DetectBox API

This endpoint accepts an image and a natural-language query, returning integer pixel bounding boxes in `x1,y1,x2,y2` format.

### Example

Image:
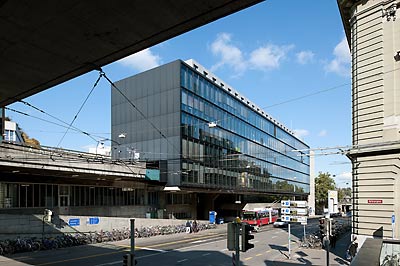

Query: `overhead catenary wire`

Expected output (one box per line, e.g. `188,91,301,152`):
55,71,104,149
17,100,99,143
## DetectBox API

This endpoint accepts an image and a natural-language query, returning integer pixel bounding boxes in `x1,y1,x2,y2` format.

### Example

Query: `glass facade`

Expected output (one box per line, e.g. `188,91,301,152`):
179,63,310,194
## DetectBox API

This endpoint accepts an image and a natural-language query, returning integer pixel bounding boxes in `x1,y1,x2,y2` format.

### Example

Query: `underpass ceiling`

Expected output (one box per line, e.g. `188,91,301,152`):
0,0,263,107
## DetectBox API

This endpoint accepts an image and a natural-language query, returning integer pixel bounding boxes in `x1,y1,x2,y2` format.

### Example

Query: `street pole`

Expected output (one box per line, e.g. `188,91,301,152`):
324,236,330,266
235,222,240,266
303,224,306,241
325,219,330,266
288,223,291,259
130,219,135,266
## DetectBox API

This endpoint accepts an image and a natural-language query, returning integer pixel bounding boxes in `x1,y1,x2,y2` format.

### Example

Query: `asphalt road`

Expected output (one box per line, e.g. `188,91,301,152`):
1,219,322,266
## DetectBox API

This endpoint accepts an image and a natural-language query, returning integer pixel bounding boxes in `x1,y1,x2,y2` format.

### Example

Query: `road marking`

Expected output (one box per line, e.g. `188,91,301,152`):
244,257,253,261
177,259,188,263
94,261,121,266
272,236,277,239
116,232,225,250
36,250,125,266
202,253,211,256
256,253,263,257
140,247,167,253
192,239,207,244
266,250,272,253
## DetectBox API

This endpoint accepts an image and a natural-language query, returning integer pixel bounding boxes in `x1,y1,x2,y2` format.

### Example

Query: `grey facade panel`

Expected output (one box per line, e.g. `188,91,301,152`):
112,60,181,162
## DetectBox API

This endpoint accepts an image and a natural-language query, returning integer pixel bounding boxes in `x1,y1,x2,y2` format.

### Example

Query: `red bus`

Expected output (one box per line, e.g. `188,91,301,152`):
241,208,279,227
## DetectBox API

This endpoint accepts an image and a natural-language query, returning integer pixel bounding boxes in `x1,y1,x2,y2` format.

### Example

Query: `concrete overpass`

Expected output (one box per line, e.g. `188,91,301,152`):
0,0,263,107
0,142,149,186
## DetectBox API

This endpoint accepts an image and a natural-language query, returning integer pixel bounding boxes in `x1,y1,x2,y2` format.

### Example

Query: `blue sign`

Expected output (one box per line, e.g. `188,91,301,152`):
282,208,290,214
68,218,80,226
88,217,100,225
281,200,290,207
145,169,160,181
209,211,216,224
392,214,395,224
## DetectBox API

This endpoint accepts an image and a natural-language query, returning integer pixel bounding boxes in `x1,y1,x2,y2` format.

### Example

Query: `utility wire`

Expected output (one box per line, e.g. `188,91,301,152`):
55,71,104,149
18,100,98,142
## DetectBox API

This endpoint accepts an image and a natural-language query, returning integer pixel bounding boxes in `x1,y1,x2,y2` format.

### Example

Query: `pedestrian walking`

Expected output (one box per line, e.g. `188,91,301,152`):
346,237,358,261
192,220,198,233
330,233,337,249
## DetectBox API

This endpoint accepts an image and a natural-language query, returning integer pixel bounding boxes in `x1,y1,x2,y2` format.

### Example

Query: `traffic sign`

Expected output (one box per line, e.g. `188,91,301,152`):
290,201,308,208
291,216,307,223
392,214,395,224
68,218,80,226
281,208,307,215
281,200,290,207
88,217,100,225
290,208,308,215
281,215,307,223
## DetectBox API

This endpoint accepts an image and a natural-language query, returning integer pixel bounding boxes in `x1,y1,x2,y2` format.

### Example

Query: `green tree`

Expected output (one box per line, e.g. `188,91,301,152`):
338,187,351,202
315,172,335,211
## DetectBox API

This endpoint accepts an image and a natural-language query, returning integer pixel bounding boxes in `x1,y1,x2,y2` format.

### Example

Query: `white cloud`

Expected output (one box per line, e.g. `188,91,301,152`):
118,48,162,72
296,50,315,65
335,172,352,187
318,130,328,137
325,37,351,77
249,44,293,70
210,33,293,75
339,172,352,178
293,129,309,139
210,33,246,73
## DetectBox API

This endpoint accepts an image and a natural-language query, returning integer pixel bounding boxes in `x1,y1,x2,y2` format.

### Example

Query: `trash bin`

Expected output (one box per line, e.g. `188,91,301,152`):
209,211,217,224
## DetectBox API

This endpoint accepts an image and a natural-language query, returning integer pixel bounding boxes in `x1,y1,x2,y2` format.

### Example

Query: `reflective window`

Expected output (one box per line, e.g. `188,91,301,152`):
179,65,310,193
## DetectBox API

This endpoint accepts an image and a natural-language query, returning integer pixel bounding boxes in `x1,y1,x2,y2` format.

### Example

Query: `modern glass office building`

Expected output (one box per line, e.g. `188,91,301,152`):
112,59,310,197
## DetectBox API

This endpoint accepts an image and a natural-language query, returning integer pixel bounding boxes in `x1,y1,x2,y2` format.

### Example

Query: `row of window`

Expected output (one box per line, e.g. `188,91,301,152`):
181,90,310,166
180,65,308,151
0,183,159,209
181,113,310,177
181,161,309,193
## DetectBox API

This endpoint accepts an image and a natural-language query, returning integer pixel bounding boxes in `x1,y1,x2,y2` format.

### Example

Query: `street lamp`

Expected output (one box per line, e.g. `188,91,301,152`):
293,177,296,200
208,122,217,128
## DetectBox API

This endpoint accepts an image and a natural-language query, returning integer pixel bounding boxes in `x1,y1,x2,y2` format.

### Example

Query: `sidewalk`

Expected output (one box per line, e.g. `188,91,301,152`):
270,232,352,265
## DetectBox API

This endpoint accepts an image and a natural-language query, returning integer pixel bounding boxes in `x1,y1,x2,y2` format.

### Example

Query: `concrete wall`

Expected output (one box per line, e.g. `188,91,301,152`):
0,214,201,240
346,0,400,245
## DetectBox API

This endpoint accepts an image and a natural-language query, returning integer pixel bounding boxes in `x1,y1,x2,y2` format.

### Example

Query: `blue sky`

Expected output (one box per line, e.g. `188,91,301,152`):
8,1,352,187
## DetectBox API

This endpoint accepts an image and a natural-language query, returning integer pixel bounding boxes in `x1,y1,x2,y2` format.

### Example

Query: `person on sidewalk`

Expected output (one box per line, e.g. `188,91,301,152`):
330,233,337,249
347,237,358,261
192,220,198,233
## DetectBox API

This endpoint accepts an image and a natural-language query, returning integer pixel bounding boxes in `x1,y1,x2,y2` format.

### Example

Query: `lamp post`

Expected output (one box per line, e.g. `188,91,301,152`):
95,140,105,155
293,176,296,200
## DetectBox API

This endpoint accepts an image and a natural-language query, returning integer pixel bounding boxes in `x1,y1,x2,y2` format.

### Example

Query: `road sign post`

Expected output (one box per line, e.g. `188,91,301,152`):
130,219,136,266
288,223,291,260
281,200,309,260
